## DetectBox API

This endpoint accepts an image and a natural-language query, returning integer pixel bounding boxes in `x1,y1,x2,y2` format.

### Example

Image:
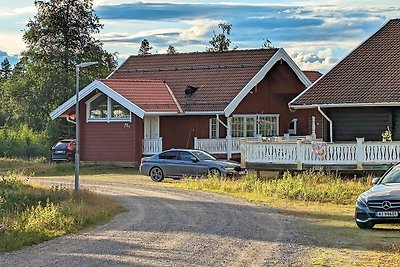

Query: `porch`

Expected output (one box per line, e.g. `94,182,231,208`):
240,138,400,171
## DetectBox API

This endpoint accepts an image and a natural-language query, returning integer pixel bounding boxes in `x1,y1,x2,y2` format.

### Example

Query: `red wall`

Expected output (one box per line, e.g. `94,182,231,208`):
79,95,142,164
233,61,323,137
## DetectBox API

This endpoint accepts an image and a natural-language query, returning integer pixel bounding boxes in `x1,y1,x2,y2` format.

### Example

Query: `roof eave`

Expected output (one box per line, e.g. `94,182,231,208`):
290,102,400,110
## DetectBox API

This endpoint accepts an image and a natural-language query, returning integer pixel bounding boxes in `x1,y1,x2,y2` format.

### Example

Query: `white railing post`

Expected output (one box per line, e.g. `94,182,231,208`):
356,137,364,170
159,137,163,153
227,117,232,160
311,116,316,139
240,138,247,168
194,137,198,149
296,139,303,170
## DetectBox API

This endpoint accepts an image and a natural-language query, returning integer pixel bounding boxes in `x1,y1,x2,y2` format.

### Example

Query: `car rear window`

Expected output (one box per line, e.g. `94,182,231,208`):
159,151,179,160
54,141,72,149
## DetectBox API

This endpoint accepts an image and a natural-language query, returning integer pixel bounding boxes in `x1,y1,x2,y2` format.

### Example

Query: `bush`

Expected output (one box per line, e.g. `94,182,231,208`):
0,125,49,159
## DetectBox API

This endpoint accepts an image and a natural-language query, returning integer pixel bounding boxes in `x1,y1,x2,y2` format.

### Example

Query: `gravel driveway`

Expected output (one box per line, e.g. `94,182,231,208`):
0,179,304,267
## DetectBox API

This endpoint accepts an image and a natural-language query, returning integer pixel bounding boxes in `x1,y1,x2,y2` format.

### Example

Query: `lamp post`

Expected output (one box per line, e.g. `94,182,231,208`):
75,61,98,194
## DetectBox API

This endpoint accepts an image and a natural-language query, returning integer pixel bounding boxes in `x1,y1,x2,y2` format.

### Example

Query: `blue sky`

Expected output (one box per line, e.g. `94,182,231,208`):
0,0,399,72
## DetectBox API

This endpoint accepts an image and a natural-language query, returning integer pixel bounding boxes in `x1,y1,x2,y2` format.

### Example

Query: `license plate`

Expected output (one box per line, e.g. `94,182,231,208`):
375,211,399,217
54,150,64,154
239,171,246,175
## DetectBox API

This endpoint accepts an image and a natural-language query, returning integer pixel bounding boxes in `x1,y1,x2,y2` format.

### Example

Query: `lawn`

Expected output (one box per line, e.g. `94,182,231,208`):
1,159,399,266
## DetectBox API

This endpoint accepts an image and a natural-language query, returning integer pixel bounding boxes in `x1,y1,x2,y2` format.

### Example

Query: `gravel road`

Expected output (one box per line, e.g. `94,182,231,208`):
0,179,304,267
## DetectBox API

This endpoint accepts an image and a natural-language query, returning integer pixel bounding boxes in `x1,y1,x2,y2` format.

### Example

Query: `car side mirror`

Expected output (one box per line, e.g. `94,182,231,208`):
371,177,379,185
191,157,198,162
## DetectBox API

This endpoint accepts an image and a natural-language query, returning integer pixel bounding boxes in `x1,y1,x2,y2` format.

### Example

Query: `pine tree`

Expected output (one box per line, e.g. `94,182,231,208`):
166,45,178,54
0,58,11,79
138,39,153,55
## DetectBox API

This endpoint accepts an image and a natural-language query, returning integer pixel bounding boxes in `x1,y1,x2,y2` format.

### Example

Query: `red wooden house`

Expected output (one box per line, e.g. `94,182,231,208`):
50,48,322,164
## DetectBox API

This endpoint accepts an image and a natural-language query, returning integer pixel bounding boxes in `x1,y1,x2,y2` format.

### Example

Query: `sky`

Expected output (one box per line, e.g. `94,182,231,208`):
0,0,399,73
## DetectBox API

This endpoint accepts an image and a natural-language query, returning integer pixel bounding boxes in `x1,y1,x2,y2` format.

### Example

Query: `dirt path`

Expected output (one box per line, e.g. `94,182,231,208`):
0,179,303,267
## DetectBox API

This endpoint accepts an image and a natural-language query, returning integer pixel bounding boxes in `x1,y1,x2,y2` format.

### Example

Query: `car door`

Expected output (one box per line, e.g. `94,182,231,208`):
178,151,208,177
158,151,180,177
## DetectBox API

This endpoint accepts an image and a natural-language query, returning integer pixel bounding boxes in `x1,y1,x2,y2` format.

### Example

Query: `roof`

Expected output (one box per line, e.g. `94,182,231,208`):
302,71,322,83
109,48,311,114
290,19,400,108
51,48,312,119
100,79,181,113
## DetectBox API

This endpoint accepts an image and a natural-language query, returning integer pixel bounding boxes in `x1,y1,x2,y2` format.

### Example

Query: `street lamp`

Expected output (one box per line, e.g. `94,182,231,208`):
75,61,98,194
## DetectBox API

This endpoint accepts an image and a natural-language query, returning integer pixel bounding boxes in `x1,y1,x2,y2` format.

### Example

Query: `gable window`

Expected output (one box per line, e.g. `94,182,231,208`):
231,115,279,137
87,93,131,122
209,118,219,139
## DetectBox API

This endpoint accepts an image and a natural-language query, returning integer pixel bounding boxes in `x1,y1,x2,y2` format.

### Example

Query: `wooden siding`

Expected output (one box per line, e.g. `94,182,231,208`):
233,61,323,137
79,96,140,163
326,107,392,141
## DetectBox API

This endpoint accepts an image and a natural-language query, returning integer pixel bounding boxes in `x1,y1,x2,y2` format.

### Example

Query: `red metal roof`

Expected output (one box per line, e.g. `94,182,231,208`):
109,49,279,112
292,19,400,107
100,79,180,112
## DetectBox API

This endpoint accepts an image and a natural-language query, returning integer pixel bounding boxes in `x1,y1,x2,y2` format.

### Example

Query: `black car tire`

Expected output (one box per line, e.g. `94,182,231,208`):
356,220,375,229
208,168,221,176
150,167,164,182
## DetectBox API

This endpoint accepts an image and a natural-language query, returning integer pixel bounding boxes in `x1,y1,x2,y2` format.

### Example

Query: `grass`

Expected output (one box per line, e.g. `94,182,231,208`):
0,171,124,252
1,158,400,266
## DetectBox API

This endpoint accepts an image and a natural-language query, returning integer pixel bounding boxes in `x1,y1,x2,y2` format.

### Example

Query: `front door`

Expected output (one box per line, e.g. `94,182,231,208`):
144,116,160,139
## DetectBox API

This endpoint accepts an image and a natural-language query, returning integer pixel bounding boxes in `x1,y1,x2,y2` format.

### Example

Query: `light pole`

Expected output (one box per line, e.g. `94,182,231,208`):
75,61,98,194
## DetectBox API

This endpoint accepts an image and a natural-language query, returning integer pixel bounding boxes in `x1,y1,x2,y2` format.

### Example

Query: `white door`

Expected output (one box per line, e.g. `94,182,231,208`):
144,116,160,139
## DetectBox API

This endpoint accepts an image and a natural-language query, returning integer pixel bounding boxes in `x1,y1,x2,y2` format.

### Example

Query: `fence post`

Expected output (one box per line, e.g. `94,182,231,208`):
240,138,247,168
159,137,163,152
356,137,364,170
296,139,303,170
227,117,232,160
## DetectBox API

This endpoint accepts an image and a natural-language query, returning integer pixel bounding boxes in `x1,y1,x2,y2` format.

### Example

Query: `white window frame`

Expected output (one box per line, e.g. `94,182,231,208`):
209,118,219,139
232,114,279,137
86,93,132,123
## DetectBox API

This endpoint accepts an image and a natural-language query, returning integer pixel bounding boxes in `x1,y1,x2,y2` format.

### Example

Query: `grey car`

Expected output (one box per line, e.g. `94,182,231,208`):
355,163,400,229
139,149,245,182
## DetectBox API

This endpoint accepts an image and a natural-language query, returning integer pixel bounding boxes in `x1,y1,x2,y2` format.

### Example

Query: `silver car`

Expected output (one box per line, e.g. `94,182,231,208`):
139,149,245,182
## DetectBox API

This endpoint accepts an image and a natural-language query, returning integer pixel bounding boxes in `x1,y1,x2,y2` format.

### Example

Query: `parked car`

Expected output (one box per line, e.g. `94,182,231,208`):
51,139,76,163
355,163,400,229
140,149,246,182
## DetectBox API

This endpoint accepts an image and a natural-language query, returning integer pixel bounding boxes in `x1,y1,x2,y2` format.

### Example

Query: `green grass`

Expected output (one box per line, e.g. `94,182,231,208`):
0,171,124,252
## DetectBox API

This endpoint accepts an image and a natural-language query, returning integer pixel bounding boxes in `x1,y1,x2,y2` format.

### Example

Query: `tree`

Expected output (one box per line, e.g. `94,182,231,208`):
0,58,12,80
166,45,178,55
206,22,235,52
138,39,153,55
3,0,116,139
262,38,274,49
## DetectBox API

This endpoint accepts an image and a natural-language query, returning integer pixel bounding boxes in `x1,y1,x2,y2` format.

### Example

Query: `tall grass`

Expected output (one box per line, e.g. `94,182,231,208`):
0,172,124,252
175,171,371,205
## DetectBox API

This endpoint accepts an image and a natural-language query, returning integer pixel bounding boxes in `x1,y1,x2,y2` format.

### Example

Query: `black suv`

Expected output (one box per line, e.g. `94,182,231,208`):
355,163,400,229
51,139,76,162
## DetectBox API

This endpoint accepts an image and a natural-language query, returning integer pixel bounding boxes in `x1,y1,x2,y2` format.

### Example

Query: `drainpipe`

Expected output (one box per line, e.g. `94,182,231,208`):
317,106,333,143
66,117,76,125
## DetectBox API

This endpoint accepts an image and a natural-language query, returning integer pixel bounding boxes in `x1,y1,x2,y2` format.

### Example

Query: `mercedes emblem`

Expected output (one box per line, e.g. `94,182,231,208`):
382,201,392,210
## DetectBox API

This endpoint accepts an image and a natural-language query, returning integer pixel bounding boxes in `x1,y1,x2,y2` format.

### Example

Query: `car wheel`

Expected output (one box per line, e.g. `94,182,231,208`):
356,220,375,229
208,168,221,176
150,167,164,182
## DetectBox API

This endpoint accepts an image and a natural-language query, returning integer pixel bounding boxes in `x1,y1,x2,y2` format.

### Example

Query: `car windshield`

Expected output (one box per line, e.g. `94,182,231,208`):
54,141,69,149
192,150,217,161
380,164,400,184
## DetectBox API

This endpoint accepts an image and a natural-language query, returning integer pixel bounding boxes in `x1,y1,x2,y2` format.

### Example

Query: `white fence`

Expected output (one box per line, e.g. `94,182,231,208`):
142,138,163,155
194,137,262,154
242,138,400,169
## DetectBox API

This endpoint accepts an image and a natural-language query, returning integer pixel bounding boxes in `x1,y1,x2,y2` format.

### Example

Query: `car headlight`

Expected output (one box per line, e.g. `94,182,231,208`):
356,195,368,208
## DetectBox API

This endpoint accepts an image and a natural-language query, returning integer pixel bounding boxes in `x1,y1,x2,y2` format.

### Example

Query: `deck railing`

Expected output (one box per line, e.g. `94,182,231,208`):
194,137,262,154
142,138,163,155
242,138,400,169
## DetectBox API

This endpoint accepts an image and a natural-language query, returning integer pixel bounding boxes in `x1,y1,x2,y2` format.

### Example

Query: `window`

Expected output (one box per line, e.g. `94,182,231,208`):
159,151,179,160
179,151,194,161
209,118,219,139
231,115,279,137
87,93,131,122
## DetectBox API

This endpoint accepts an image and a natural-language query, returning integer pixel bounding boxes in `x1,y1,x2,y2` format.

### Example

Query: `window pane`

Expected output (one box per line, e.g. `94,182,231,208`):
258,116,278,136
179,151,193,161
210,118,218,139
89,94,107,119
232,117,244,137
111,99,130,119
246,117,255,137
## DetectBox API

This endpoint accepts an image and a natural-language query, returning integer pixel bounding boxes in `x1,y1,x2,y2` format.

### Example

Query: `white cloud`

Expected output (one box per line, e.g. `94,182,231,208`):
179,19,216,40
0,32,25,54
287,47,340,73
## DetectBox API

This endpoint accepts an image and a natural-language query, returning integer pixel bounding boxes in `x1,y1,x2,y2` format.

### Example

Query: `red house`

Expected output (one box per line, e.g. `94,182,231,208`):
50,48,322,164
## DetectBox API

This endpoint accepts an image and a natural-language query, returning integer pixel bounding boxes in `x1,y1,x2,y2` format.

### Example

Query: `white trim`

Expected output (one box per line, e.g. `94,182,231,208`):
224,48,311,117
106,56,131,79
290,102,400,110
164,83,183,113
209,118,219,139
289,20,390,109
49,80,146,120
231,114,280,137
184,111,225,115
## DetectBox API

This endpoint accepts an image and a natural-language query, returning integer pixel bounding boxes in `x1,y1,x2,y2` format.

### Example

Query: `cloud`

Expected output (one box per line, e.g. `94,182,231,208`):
0,50,20,65
288,48,339,73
